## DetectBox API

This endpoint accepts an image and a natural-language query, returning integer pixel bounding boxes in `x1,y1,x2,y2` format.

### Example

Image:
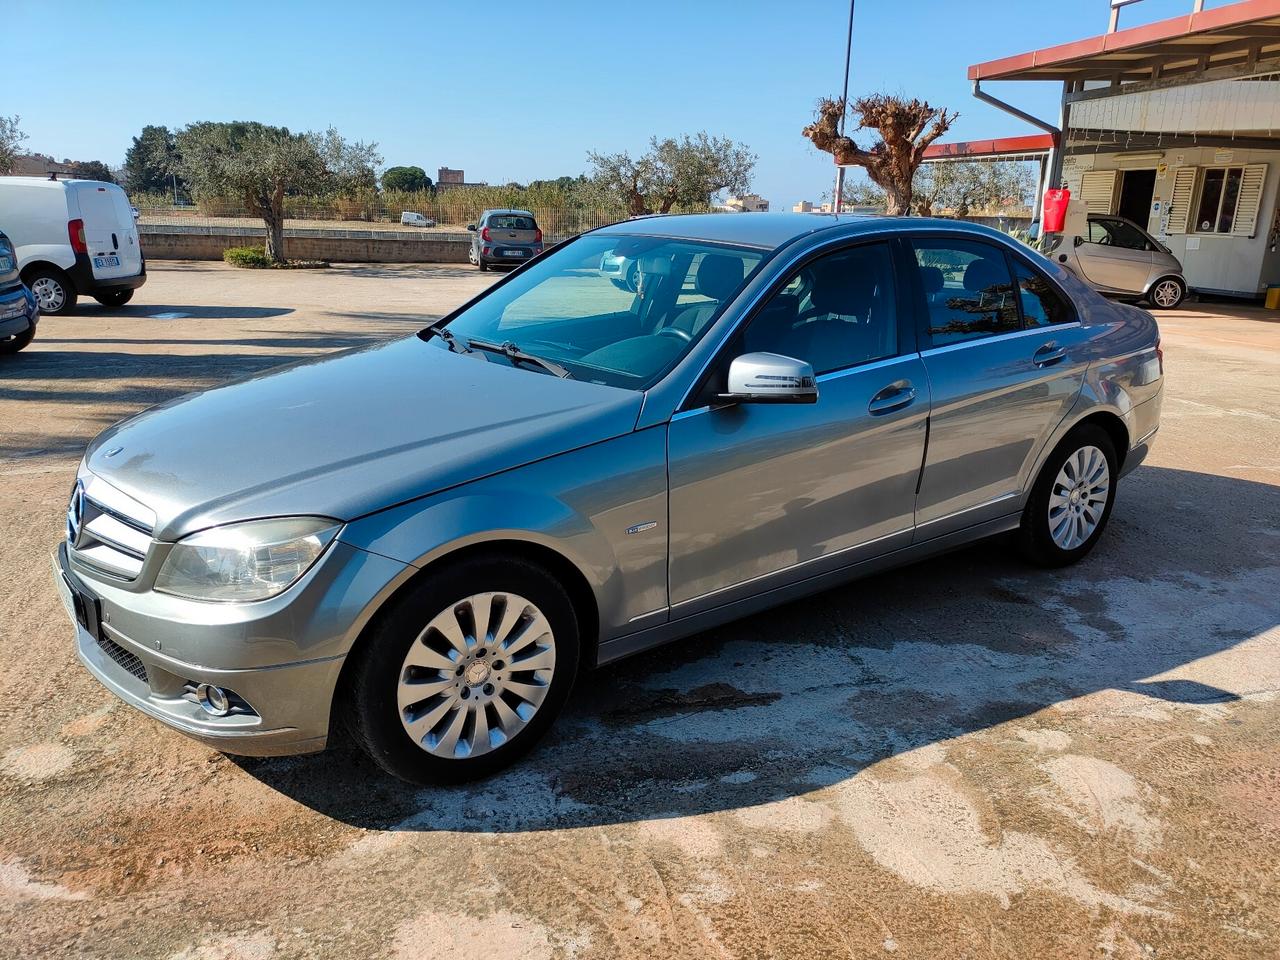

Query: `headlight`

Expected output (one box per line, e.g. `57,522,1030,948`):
155,517,339,602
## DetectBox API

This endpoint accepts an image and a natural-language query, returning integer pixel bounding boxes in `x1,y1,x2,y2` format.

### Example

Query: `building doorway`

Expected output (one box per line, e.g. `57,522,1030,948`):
1118,168,1157,226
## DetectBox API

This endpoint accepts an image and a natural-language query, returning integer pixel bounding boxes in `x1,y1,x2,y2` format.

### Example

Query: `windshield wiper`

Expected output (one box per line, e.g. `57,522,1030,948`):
422,320,469,354
464,338,573,379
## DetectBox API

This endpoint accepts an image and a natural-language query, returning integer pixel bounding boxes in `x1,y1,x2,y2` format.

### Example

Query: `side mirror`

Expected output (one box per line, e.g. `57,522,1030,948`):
1073,235,1084,247
718,352,817,405
466,223,477,231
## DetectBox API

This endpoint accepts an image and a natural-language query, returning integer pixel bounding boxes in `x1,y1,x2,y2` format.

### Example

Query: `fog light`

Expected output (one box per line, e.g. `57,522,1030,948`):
195,683,231,717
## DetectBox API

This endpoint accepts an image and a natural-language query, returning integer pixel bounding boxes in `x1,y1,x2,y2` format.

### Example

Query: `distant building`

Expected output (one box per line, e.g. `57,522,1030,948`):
722,193,769,212
436,166,489,191
792,200,834,213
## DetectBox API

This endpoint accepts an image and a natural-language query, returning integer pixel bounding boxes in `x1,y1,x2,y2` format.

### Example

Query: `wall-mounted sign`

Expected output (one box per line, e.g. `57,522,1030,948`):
1156,162,1168,177
1215,149,1234,164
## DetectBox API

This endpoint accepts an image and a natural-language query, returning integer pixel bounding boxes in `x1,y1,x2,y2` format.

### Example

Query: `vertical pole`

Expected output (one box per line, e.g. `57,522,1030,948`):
833,0,856,213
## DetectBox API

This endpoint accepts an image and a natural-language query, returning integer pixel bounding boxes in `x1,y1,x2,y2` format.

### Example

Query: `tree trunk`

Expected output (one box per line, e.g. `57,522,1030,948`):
882,181,911,217
262,208,286,263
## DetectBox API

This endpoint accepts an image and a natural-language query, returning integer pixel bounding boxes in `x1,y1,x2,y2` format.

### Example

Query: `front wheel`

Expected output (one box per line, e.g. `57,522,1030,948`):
344,556,580,784
1017,425,1118,567
94,290,134,308
1147,276,1185,309
27,269,77,315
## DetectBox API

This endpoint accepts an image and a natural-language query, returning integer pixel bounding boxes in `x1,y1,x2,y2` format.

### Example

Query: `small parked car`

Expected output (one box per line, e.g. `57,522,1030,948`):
0,229,39,354
0,175,146,314
467,209,543,270
598,251,640,291
1040,213,1187,309
55,213,1162,785
400,211,435,228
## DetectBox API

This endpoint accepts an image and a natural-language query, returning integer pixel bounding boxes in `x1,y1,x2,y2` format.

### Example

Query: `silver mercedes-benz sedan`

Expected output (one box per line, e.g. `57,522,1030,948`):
53,213,1163,784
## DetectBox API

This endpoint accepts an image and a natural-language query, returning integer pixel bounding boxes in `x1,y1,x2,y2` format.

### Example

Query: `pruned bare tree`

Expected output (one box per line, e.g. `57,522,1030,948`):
803,95,957,216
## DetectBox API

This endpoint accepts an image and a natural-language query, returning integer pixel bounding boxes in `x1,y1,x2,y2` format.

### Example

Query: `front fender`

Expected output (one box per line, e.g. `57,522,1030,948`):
337,428,670,641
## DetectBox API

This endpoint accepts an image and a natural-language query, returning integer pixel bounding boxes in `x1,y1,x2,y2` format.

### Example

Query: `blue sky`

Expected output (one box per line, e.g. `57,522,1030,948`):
9,0,1235,206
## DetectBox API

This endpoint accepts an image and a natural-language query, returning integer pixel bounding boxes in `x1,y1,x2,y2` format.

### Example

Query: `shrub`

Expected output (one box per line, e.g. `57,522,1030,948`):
223,245,270,268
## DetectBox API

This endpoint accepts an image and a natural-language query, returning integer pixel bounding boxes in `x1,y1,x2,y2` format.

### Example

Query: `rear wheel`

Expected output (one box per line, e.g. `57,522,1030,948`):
94,290,134,308
344,556,580,784
27,268,77,315
1147,276,1185,309
1017,425,1118,567
0,325,35,355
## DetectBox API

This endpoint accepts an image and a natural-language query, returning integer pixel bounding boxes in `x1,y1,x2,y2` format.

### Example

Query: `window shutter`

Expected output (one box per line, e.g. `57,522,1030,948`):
1080,170,1118,213
1231,163,1268,238
1166,166,1198,234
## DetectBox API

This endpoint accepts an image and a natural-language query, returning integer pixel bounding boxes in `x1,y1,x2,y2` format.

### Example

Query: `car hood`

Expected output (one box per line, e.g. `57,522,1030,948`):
84,336,643,541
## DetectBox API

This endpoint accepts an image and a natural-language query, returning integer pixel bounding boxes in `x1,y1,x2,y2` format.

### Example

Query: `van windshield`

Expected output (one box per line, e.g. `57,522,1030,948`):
427,234,765,389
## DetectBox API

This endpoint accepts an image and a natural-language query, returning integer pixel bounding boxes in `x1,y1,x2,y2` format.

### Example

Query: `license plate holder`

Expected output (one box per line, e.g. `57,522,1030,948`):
503,249,524,257
93,255,121,269
60,569,103,638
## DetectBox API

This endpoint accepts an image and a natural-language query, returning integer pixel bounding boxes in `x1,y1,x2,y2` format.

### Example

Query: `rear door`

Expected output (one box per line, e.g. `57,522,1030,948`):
908,236,1090,539
487,213,538,246
72,183,141,279
1074,218,1154,293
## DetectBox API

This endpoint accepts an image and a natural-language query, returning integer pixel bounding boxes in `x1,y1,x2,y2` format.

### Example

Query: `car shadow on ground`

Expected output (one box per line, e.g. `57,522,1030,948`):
233,465,1278,833
85,304,297,320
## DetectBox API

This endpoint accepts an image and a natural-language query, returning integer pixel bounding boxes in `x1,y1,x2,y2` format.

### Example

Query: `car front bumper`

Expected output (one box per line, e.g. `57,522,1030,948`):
0,282,37,338
53,537,405,757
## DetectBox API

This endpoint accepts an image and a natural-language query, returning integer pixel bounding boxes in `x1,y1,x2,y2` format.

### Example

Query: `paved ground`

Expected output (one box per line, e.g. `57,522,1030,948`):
1,263,1277,959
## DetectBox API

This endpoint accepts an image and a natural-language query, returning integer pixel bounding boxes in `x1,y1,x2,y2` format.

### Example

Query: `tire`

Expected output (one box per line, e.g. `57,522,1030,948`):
478,258,489,272
344,555,581,785
0,325,35,355
1017,424,1118,568
94,290,134,308
26,268,77,315
1147,276,1185,309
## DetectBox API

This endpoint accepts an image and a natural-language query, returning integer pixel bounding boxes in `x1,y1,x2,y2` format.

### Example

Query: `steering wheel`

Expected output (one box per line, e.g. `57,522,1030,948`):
657,326,693,343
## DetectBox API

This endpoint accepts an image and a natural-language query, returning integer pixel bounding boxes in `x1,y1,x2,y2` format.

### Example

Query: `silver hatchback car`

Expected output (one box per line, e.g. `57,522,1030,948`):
1048,214,1188,309
54,214,1163,784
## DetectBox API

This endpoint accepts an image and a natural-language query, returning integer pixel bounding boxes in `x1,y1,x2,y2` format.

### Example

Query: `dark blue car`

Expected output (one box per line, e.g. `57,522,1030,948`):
0,229,38,354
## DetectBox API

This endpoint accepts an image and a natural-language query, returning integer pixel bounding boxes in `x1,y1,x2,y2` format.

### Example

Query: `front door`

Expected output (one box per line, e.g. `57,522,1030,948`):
667,241,927,613
1074,217,1155,294
908,237,1090,538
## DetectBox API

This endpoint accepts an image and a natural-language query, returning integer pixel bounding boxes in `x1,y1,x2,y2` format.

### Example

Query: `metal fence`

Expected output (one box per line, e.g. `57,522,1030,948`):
134,203,720,242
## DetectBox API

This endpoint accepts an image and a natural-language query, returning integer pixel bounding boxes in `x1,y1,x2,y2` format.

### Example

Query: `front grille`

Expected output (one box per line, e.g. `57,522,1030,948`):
98,634,148,681
68,477,156,582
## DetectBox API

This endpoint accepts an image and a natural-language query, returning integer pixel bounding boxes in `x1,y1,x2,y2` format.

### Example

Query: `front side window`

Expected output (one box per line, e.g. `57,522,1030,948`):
1195,167,1245,234
1089,218,1151,250
434,234,764,389
912,239,1020,346
733,243,899,376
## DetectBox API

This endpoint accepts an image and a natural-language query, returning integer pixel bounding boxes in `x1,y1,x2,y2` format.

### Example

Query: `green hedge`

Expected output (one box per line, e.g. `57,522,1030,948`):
222,245,271,268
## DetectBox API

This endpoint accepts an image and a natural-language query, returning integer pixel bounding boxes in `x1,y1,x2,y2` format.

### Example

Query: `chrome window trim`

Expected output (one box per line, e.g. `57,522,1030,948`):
919,321,1082,358
815,352,917,384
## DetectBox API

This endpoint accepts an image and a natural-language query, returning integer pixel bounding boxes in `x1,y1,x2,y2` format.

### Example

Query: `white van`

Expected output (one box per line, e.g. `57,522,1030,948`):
399,211,435,227
0,176,146,314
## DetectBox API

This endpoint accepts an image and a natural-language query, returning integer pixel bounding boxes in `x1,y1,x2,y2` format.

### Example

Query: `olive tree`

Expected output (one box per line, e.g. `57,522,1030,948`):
176,122,324,263
803,94,957,216
588,132,755,216
0,115,27,175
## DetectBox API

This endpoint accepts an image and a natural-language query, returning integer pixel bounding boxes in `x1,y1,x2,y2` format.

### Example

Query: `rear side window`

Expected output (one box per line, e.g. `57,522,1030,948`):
912,239,1020,346
488,215,536,230
1014,260,1074,328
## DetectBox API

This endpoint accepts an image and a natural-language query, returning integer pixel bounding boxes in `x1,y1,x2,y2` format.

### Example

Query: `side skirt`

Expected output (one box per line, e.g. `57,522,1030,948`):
596,513,1021,666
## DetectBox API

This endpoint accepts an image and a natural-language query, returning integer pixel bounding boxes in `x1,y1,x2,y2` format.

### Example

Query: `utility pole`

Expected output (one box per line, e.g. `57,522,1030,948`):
832,0,855,213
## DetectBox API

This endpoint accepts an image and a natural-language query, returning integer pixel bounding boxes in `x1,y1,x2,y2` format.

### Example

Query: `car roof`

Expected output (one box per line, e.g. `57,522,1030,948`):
483,208,535,217
592,211,1019,251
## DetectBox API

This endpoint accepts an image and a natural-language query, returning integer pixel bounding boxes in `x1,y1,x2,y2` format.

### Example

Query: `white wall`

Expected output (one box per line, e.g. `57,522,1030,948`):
1061,146,1280,296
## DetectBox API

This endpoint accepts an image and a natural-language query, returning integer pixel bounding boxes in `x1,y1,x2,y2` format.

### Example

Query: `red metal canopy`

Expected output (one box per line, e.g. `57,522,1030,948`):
922,134,1055,161
968,0,1280,83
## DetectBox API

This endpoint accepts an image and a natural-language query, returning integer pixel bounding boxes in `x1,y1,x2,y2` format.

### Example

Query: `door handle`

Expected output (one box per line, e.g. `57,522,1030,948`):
868,381,916,415
1033,342,1067,367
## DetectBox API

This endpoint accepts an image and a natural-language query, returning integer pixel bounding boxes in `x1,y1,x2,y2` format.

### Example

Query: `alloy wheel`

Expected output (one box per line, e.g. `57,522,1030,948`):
396,591,556,759
31,276,65,313
1152,279,1182,308
1047,445,1110,550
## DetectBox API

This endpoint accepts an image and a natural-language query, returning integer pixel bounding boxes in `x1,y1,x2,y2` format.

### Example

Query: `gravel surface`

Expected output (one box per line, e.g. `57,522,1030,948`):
1,264,1277,959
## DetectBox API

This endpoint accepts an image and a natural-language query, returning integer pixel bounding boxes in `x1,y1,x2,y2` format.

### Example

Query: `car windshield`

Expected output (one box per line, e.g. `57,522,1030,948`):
430,234,766,389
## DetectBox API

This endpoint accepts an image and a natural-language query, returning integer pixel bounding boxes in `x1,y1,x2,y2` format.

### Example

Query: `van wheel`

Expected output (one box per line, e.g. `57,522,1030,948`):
0,326,35,355
1017,425,1118,568
94,290,134,308
344,555,580,785
1147,276,1185,309
27,268,77,315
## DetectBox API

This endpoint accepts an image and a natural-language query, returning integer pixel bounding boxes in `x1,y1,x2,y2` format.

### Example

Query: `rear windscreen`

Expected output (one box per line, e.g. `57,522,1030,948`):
489,216,536,230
